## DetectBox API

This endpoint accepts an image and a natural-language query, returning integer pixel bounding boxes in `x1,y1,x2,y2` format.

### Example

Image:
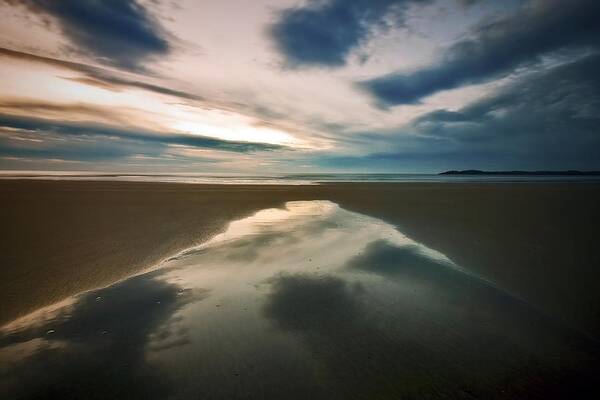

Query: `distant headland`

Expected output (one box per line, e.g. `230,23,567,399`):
439,170,600,176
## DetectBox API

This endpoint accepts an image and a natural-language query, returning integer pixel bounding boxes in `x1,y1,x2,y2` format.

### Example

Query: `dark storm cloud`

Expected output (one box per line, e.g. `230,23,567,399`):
413,52,600,152
7,0,170,70
0,47,203,101
269,0,430,67
321,52,600,171
360,0,600,105
0,114,284,163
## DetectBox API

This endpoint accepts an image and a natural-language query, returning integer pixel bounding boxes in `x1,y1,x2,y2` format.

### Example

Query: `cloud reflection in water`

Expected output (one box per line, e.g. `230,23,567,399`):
1,201,598,399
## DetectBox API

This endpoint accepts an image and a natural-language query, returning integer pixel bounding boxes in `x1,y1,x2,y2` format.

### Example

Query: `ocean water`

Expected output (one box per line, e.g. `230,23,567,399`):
1,201,597,399
1,171,599,184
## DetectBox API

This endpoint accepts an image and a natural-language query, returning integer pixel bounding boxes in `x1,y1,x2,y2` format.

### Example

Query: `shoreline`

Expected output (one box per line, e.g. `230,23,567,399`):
2,179,600,337
3,171,600,185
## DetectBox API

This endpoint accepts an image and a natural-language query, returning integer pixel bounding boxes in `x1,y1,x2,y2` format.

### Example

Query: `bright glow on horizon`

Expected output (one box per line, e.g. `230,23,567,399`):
172,117,300,147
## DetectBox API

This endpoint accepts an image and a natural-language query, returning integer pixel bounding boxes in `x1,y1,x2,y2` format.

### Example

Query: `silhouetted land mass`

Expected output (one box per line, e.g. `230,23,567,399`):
440,170,600,176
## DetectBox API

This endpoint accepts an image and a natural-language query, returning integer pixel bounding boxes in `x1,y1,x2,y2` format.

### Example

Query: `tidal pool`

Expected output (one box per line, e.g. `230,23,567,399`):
1,201,597,399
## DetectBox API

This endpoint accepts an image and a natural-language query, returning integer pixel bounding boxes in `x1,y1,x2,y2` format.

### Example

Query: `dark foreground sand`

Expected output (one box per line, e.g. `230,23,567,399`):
1,180,600,337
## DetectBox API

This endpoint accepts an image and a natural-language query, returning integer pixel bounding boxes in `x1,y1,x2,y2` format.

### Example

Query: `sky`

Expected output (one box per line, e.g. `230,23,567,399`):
0,0,598,173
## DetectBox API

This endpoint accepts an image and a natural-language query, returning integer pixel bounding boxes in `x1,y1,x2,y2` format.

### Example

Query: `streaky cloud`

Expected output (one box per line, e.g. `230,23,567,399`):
0,47,203,101
360,0,600,106
0,99,133,126
0,114,285,157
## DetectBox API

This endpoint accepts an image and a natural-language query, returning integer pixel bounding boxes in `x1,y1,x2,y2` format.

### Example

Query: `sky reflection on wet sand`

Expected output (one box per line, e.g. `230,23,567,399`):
1,201,598,399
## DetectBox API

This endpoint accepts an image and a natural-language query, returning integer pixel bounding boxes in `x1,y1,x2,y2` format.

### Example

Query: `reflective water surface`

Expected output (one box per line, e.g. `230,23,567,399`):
1,201,598,399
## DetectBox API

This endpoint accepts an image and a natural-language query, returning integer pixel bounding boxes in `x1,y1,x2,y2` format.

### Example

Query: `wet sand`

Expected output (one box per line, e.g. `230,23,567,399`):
2,179,600,337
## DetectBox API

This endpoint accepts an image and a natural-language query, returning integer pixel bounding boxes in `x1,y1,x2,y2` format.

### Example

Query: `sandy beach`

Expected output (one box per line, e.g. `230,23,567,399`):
2,179,600,338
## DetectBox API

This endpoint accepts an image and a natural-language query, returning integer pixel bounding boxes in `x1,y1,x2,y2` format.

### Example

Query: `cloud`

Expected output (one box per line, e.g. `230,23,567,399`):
0,114,285,164
360,0,600,105
319,52,600,171
0,47,203,101
7,0,171,70
0,99,134,125
269,0,430,67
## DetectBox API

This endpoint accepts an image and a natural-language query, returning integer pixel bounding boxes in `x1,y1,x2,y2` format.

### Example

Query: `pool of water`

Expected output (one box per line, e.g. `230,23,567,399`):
1,201,597,399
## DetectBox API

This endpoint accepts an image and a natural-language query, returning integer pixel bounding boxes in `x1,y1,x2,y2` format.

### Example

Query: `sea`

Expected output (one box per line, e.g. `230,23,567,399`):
1,171,599,184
